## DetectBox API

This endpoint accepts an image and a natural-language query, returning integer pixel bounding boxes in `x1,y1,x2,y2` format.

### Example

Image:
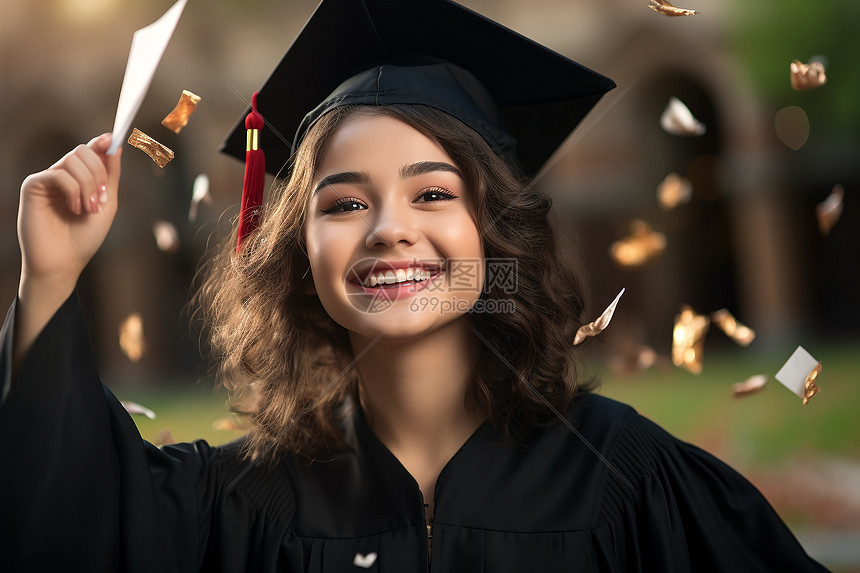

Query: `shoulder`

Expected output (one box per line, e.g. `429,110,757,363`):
563,392,642,454
163,437,298,525
568,392,684,463
568,393,707,486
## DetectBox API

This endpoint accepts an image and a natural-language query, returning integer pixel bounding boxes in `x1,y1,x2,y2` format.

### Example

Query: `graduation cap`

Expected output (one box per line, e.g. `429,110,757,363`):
221,0,615,247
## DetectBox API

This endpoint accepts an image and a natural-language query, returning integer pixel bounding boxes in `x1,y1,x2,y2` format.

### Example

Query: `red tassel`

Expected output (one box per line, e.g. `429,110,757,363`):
236,92,266,252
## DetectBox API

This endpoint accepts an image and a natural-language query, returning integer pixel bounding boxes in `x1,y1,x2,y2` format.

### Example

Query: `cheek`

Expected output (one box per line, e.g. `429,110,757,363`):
305,221,337,284
443,211,483,258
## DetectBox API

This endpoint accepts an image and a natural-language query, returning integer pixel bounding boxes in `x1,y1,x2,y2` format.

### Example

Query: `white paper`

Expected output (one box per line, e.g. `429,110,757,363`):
188,173,211,222
775,345,819,397
660,96,706,137
108,0,188,154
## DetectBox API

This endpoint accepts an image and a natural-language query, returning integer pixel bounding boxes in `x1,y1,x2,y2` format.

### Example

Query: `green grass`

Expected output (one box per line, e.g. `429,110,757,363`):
598,343,860,471
117,382,243,447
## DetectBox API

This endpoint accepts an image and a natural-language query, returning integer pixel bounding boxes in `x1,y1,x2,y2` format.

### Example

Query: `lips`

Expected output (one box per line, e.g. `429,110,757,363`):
347,259,444,287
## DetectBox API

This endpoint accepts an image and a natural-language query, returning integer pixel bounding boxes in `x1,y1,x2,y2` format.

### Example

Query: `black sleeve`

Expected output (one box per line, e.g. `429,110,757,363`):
0,292,218,573
603,413,831,572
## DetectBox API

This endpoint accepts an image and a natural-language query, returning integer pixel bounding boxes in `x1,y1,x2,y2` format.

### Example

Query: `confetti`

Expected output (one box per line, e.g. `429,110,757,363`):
732,375,767,398
774,106,810,150
574,288,625,345
152,220,180,252
154,429,176,446
353,553,378,568
120,400,156,419
648,0,699,16
161,89,201,133
657,172,692,210
119,312,147,362
775,346,821,405
608,344,661,375
816,184,844,235
790,59,827,91
128,127,174,168
610,220,667,268
212,417,245,432
660,97,706,136
711,308,755,346
672,305,709,374
188,173,212,222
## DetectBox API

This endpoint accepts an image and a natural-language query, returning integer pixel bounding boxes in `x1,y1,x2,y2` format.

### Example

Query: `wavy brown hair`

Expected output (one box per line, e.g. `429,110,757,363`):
193,104,595,463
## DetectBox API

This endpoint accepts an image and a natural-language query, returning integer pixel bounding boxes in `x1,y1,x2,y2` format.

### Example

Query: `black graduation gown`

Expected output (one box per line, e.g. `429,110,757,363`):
0,292,830,572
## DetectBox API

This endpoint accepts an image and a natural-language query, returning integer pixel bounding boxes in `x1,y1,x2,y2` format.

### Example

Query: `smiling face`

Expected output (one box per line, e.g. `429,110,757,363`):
304,111,485,341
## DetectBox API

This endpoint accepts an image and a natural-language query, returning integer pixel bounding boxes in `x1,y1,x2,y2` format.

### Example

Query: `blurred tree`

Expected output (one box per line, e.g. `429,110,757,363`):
731,0,860,139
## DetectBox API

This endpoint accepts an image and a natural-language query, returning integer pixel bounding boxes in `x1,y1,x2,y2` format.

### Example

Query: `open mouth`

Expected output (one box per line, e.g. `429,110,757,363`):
347,262,444,290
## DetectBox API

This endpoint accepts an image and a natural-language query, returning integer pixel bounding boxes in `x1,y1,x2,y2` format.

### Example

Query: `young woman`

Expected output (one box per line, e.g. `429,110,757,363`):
0,0,830,571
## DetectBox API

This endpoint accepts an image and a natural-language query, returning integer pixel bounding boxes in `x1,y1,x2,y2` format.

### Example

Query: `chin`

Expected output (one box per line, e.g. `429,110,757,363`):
349,306,471,342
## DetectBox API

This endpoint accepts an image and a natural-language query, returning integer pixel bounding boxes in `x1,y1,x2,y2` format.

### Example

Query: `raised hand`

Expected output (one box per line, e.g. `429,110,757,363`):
13,133,122,369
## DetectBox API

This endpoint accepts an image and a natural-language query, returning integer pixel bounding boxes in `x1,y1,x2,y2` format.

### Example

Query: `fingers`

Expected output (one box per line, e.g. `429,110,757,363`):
58,134,119,214
63,150,102,214
21,134,122,218
86,133,122,205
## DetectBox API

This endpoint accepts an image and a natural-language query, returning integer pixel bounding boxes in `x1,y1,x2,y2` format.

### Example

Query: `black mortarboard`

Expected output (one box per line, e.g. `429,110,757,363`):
221,0,615,179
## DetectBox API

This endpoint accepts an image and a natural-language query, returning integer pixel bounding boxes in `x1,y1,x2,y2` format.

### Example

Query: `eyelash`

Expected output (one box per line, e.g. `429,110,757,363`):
321,187,458,214
415,187,458,203
321,196,365,214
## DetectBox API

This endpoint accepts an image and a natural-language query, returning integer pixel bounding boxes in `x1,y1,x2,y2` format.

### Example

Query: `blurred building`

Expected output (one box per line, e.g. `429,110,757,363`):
1,0,857,385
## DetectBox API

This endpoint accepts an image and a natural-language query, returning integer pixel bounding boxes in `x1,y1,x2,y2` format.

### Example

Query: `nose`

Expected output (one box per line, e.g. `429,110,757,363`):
365,201,420,249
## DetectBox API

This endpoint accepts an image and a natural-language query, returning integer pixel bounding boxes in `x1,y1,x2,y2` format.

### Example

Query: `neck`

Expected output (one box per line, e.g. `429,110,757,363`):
350,318,483,461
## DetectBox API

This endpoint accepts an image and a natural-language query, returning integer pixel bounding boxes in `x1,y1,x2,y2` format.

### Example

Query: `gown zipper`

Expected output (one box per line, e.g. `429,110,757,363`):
420,492,433,570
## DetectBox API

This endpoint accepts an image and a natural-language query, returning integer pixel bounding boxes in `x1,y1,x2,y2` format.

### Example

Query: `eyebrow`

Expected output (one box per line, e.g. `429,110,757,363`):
313,161,462,195
313,171,370,195
399,161,462,179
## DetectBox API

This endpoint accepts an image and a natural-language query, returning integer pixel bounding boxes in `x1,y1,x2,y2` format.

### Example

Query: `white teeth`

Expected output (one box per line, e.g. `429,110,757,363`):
360,267,436,287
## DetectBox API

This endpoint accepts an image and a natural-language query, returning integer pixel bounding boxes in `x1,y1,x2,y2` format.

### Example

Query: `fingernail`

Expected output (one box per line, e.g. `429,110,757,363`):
98,184,108,204
89,194,98,213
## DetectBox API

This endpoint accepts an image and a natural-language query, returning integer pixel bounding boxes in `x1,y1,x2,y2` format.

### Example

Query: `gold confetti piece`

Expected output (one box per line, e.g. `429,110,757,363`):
711,308,756,346
816,184,844,235
672,305,710,374
574,288,625,345
161,89,201,133
803,365,822,405
732,375,767,398
128,127,174,168
790,59,827,91
154,429,176,446
610,220,667,268
119,312,147,362
775,346,821,405
188,173,212,222
212,417,245,432
660,97,706,136
648,0,699,16
774,106,810,150
657,172,692,210
152,220,180,252
120,400,156,419
609,344,660,375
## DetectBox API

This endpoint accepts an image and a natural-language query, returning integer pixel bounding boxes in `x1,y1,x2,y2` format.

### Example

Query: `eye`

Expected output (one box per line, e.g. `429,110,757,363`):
322,197,367,214
414,187,458,203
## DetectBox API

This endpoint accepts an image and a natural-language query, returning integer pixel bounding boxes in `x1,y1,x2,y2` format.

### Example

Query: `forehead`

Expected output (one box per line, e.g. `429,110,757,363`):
316,113,456,175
